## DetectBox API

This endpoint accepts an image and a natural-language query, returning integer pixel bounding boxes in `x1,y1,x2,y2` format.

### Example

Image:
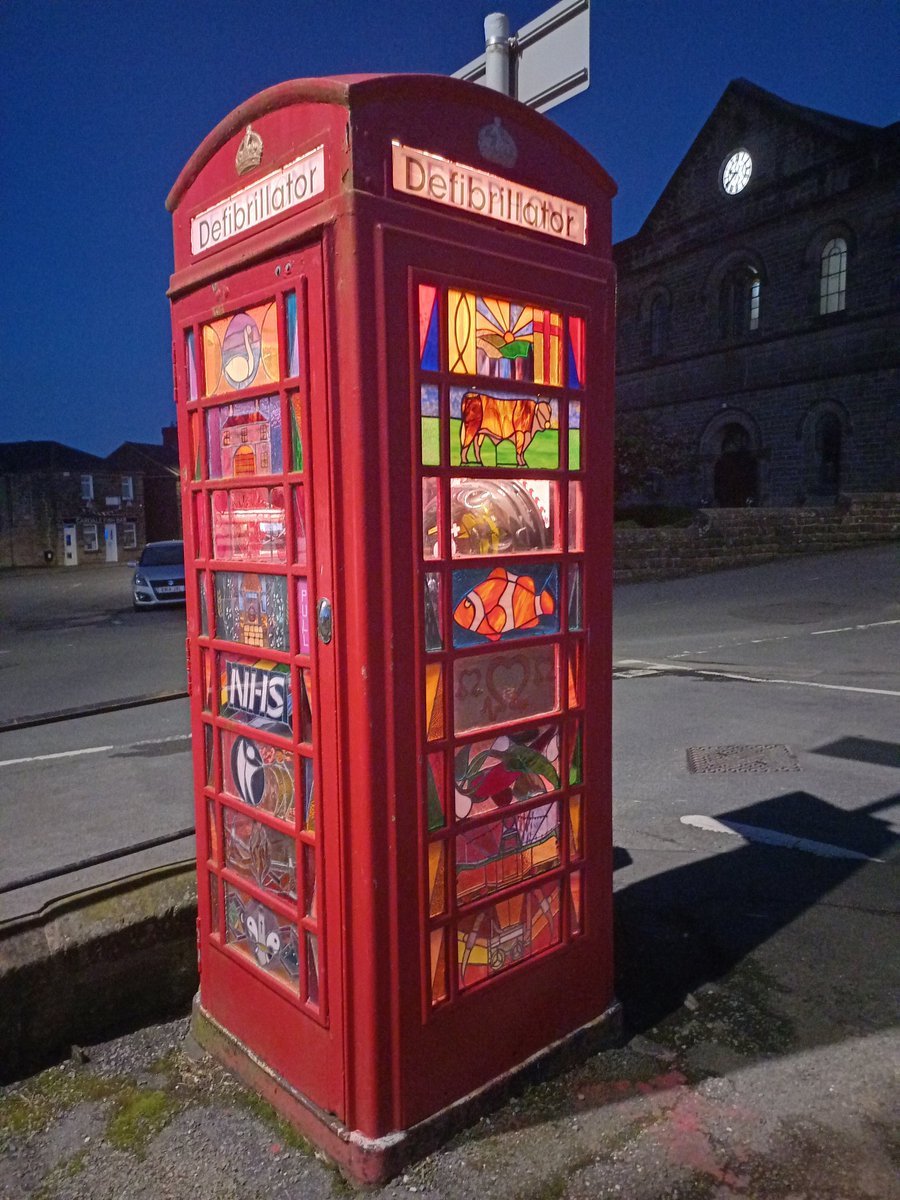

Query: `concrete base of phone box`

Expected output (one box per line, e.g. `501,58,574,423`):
188,994,623,1186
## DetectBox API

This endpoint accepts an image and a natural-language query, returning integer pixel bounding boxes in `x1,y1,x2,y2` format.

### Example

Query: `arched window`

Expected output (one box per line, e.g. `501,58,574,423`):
820,238,847,314
649,294,669,357
813,412,842,494
719,266,760,338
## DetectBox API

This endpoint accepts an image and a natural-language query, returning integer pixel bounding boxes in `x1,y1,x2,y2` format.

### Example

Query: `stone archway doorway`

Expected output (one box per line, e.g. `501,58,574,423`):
713,423,758,506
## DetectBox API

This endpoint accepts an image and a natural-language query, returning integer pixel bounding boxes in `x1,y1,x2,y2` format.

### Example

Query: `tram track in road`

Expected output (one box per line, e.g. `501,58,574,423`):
0,687,189,734
0,690,195,901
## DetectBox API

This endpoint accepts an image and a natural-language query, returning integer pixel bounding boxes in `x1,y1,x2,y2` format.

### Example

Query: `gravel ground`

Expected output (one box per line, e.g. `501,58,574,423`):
3,955,898,1200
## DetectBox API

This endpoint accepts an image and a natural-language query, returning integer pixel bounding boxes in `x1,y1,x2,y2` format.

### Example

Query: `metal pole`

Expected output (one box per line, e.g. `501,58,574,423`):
483,12,511,97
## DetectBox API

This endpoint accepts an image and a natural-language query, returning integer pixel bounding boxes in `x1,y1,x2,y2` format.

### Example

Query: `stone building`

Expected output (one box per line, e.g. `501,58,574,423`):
614,79,899,508
106,426,181,544
0,442,147,568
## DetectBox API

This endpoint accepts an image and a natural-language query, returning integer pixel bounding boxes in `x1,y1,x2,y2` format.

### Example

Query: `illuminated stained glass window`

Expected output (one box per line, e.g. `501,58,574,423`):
206,396,283,480
418,279,588,1005
225,883,299,989
203,303,280,396
214,571,289,652
448,289,562,385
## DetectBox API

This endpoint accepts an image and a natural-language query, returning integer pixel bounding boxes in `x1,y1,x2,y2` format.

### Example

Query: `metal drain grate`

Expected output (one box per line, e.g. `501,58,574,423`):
686,744,800,774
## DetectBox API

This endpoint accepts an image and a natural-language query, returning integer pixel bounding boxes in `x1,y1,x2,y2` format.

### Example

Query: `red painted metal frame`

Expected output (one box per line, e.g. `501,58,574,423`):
168,74,617,1169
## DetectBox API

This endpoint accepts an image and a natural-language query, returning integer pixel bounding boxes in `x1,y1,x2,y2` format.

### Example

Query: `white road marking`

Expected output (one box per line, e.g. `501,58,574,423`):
681,814,884,862
661,618,899,659
615,659,900,697
0,734,191,769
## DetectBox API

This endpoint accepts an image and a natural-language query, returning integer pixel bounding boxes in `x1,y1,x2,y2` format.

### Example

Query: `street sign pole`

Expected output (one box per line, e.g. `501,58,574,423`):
483,12,512,97
454,0,590,114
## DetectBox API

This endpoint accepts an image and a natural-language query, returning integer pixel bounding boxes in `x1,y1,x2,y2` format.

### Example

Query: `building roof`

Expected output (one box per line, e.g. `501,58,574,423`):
0,441,107,473
105,441,180,474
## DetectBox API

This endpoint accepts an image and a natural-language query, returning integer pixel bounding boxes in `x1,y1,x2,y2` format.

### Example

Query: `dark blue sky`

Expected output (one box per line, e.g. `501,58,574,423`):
2,0,897,456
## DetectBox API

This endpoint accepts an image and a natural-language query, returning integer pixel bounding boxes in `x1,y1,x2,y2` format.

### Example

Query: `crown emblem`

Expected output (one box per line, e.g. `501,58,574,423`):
235,125,263,175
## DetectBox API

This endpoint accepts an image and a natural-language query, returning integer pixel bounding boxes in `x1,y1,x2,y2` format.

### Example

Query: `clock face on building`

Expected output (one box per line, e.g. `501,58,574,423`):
721,149,753,195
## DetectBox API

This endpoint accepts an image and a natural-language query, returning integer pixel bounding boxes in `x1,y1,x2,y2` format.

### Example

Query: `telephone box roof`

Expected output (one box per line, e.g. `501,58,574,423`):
166,72,616,214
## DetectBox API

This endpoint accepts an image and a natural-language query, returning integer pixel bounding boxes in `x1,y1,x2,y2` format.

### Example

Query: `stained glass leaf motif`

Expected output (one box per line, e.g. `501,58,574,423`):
454,725,560,819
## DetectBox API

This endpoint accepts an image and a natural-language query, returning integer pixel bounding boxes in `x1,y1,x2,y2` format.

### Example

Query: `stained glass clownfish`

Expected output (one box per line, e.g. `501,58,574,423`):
453,567,555,642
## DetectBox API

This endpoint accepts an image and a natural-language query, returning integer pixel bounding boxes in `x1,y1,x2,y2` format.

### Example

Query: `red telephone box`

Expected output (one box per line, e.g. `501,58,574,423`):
167,74,618,1183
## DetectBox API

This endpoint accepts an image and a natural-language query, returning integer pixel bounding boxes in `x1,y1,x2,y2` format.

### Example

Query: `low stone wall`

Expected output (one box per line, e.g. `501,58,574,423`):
614,493,900,583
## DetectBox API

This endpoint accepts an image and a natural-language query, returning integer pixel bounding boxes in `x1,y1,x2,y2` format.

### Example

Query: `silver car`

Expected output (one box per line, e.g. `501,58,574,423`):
132,540,186,609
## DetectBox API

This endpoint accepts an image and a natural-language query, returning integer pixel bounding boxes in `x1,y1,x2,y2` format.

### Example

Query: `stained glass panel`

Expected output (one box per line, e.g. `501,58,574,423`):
218,652,292,738
568,400,582,470
454,724,560,821
567,315,585,388
430,927,448,1004
457,880,561,989
453,644,557,733
567,480,583,551
567,640,583,710
448,478,554,557
214,571,288,652
193,492,208,560
225,883,298,988
569,871,583,935
203,303,279,396
185,329,198,401
199,573,209,638
298,668,313,745
204,723,215,786
285,291,300,378
568,722,583,787
287,396,302,474
451,562,559,648
428,841,446,917
306,932,320,1007
303,843,317,918
532,307,563,386
424,572,443,652
190,411,201,481
422,477,440,559
568,794,583,860
450,387,559,470
568,564,583,632
293,578,310,656
456,801,560,905
447,290,562,385
207,799,218,862
200,647,212,711
224,807,297,900
426,752,446,831
418,283,440,371
206,396,283,479
221,729,295,821
209,872,220,933
301,754,315,830
421,384,440,466
211,487,286,563
424,662,445,742
293,486,308,563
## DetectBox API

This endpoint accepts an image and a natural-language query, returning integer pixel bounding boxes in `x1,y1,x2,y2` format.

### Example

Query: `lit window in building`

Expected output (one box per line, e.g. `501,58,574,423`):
820,238,847,314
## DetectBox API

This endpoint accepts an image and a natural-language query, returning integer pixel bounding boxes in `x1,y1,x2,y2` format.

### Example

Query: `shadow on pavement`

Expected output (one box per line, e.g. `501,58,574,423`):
615,790,898,1039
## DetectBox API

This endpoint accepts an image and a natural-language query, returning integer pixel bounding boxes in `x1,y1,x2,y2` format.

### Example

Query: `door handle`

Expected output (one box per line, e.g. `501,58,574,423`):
316,597,333,645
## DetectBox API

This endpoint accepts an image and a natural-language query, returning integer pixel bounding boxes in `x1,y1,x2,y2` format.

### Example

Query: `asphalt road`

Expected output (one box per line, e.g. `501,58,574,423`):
0,547,896,923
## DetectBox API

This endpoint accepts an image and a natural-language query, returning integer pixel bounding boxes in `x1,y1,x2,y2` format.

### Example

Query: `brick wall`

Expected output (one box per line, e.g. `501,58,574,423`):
614,493,900,583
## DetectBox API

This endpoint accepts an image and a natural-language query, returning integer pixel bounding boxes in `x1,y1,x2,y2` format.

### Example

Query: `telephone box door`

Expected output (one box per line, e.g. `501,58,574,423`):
374,228,613,1127
173,242,344,1117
